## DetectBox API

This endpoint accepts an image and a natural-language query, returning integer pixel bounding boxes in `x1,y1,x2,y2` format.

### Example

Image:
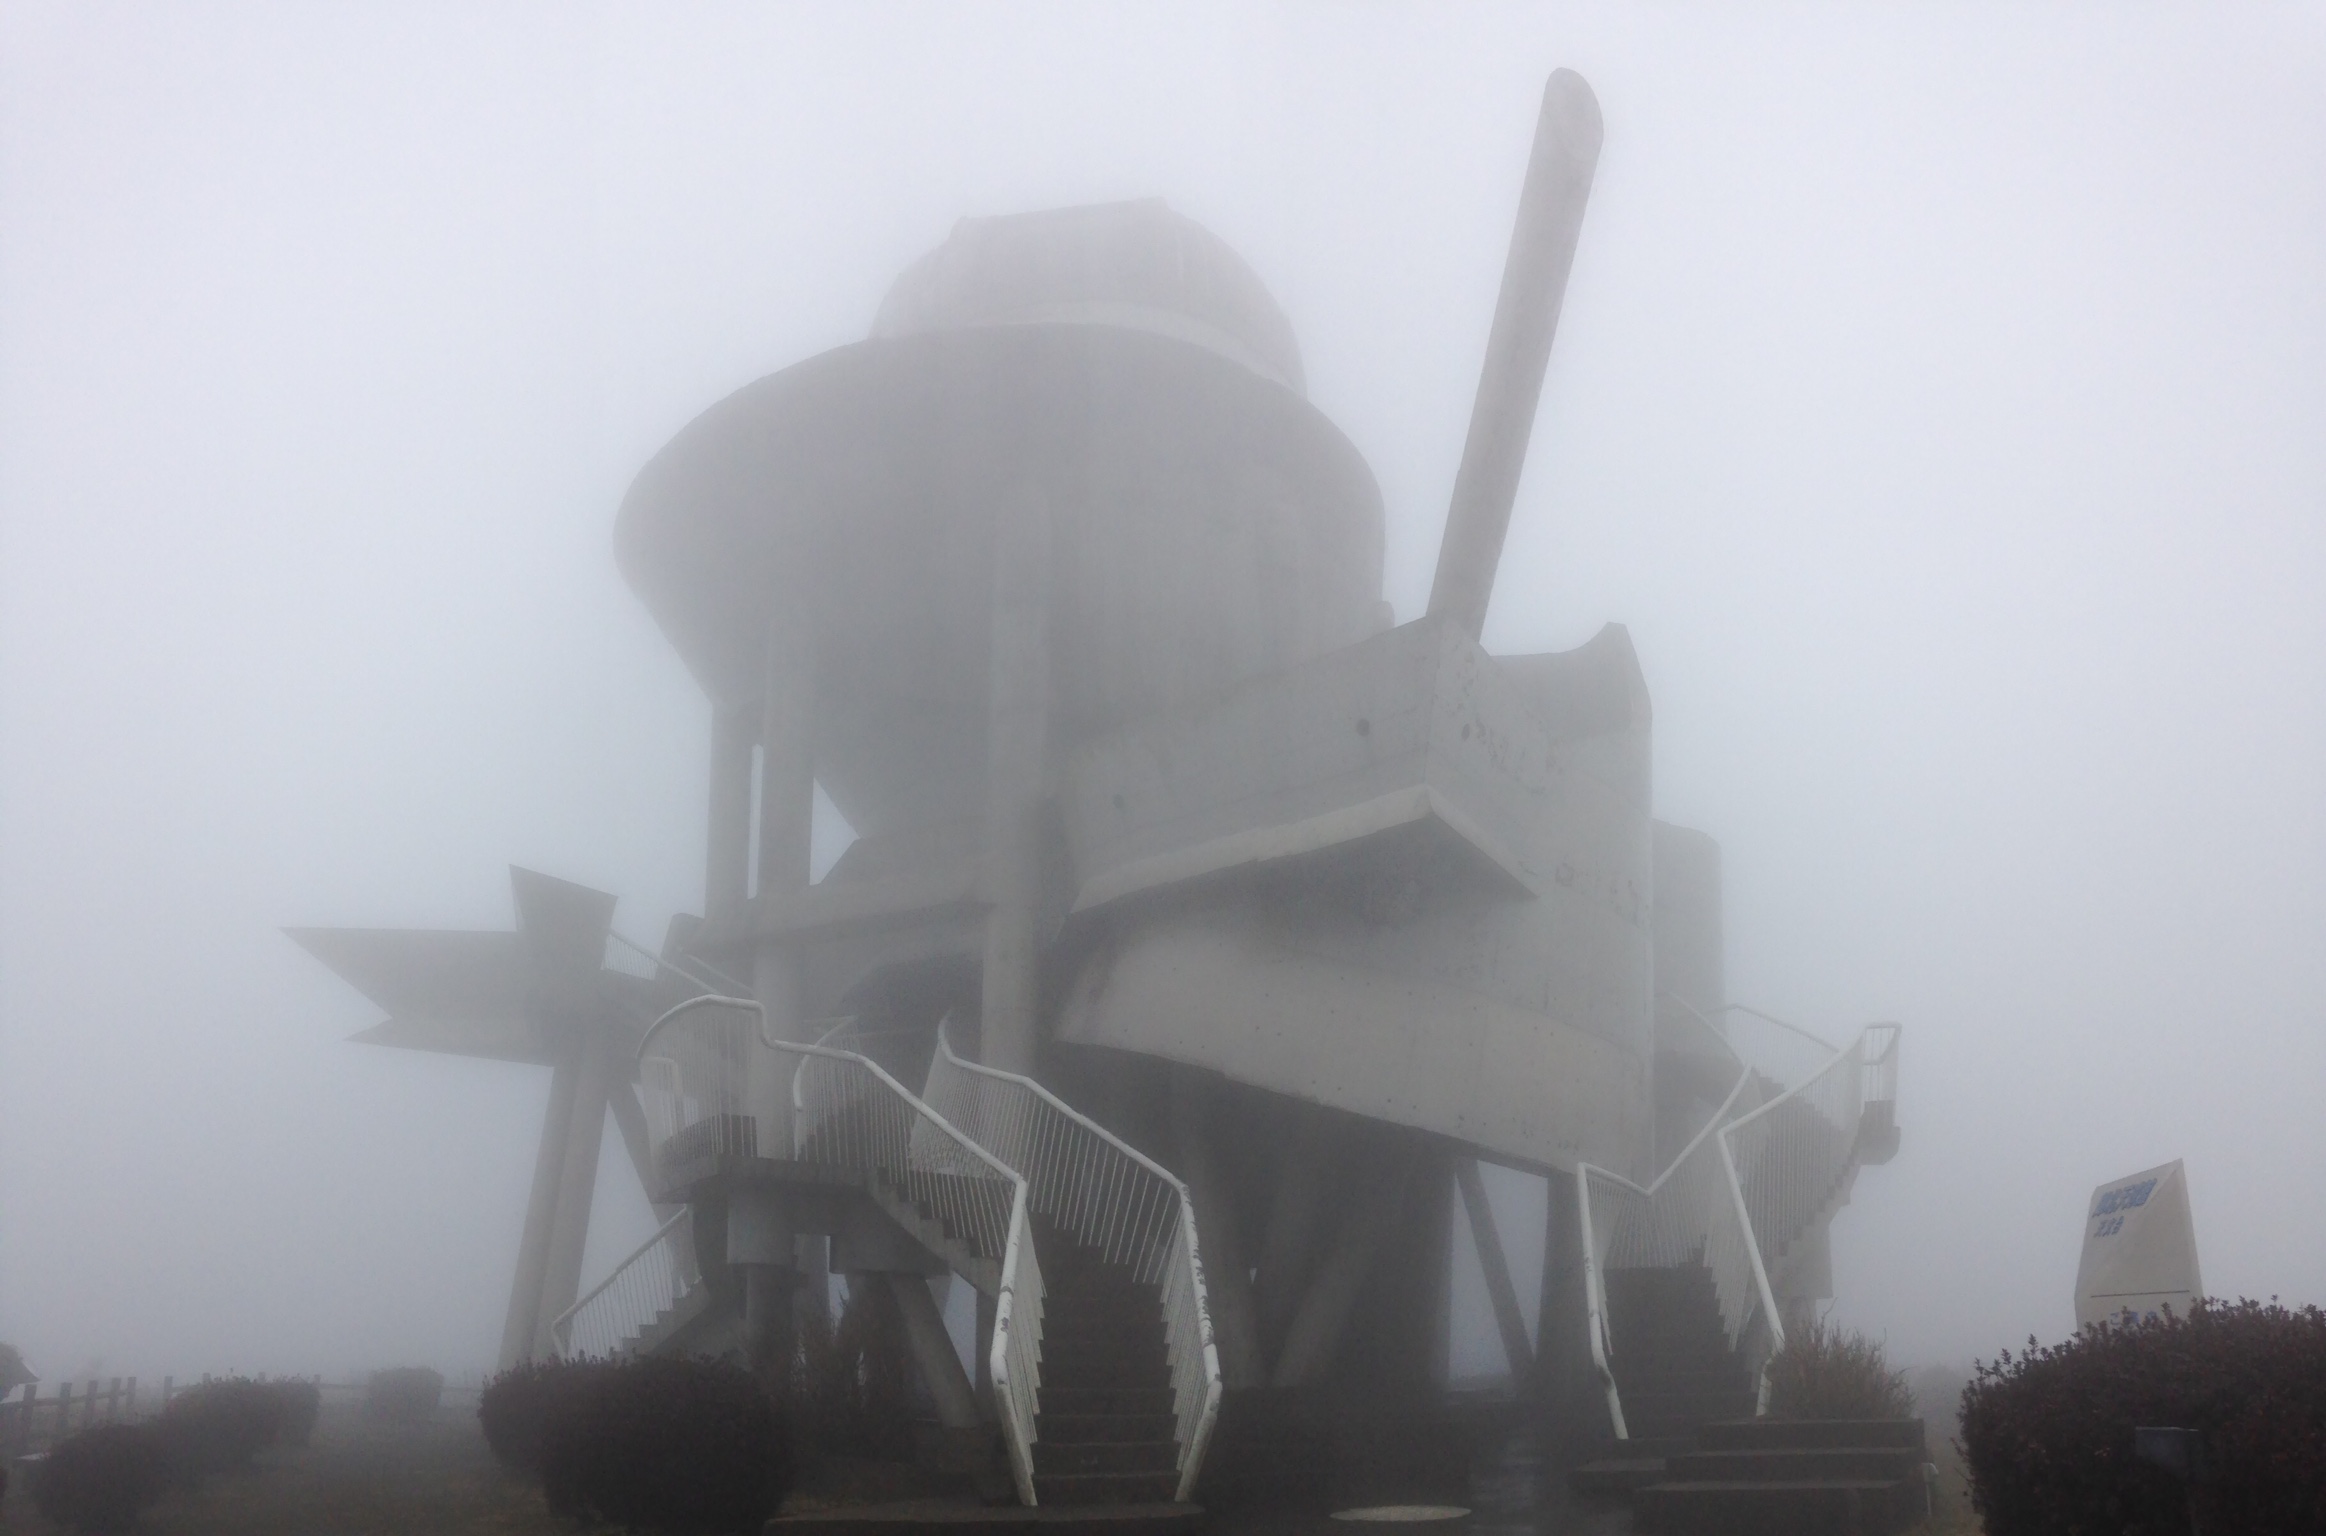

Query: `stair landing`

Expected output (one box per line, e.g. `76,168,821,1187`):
768,1501,1202,1536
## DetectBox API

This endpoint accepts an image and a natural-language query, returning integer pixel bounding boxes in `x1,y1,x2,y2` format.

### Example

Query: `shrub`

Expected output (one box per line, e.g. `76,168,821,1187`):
364,1366,443,1423
795,1277,914,1460
479,1356,613,1477
157,1376,287,1481
1765,1317,1916,1420
1960,1297,2326,1536
542,1356,789,1534
32,1423,173,1533
270,1378,321,1447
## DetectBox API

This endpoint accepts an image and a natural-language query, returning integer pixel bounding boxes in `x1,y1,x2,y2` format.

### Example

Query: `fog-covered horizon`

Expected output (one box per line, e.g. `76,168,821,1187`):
3,4,2321,1387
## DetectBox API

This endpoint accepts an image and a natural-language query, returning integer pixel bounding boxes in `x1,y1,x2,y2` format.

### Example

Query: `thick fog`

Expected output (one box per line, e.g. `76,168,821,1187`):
3,5,2321,1388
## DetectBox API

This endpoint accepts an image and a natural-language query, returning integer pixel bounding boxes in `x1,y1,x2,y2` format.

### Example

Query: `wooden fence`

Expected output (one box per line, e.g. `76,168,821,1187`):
0,1377,140,1458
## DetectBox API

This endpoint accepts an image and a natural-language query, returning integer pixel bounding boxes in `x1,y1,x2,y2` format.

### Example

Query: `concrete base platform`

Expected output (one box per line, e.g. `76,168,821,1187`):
770,1502,1204,1536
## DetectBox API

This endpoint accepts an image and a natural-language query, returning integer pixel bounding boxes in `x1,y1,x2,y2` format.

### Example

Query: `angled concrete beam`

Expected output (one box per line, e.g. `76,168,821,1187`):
1271,1145,1417,1388
499,1051,579,1369
1456,1157,1534,1380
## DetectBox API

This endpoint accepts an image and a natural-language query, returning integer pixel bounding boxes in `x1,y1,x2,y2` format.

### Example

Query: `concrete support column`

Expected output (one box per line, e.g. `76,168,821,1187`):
531,1031,616,1359
1538,1169,1590,1448
889,1273,982,1429
980,483,1051,1077
499,1051,580,1368
1255,1105,1337,1358
1272,1145,1417,1388
754,594,816,1150
706,702,756,923
731,1186,797,1394
1168,1067,1263,1387
1457,1158,1536,1383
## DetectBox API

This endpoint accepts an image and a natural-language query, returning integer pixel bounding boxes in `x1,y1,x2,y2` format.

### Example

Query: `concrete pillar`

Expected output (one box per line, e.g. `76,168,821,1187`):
974,1287,997,1412
499,1051,580,1368
889,1273,982,1429
1255,1105,1337,1357
1537,1169,1590,1448
980,483,1051,1076
1457,1158,1536,1382
1272,1147,1416,1388
731,1186,797,1394
1168,1067,1263,1387
753,594,816,1151
706,702,756,923
531,1031,616,1358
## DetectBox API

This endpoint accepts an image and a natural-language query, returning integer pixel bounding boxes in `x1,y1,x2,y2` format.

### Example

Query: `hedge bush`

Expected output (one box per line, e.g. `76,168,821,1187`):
271,1378,321,1447
542,1356,789,1534
32,1423,173,1533
795,1276,914,1460
364,1365,443,1422
1961,1297,2326,1536
158,1376,288,1480
1765,1317,1916,1420
479,1355,613,1476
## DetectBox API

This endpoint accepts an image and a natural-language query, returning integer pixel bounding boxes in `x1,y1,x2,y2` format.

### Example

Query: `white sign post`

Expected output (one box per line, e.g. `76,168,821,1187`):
2075,1158,2202,1330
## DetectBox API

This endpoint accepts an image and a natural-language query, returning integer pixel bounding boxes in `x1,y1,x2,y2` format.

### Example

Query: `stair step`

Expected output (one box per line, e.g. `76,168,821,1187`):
1041,1387,1176,1417
1042,1321,1165,1347
1633,1478,1920,1536
1696,1418,1927,1454
1668,1447,1927,1483
1040,1360,1172,1392
1034,1471,1181,1507
1036,1413,1179,1445
1567,1457,1667,1497
1033,1440,1179,1476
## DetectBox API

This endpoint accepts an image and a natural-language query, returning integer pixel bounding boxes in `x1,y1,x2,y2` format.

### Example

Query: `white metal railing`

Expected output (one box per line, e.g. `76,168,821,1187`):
1577,1011,1902,1437
637,995,766,1170
551,1208,697,1359
922,1023,1223,1501
632,995,1045,1505
1577,1054,1763,1439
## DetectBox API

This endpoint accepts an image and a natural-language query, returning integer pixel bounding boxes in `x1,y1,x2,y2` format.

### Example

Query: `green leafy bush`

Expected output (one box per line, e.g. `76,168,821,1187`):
479,1356,613,1476
158,1376,287,1481
32,1423,173,1533
542,1356,789,1534
270,1377,321,1447
1961,1297,2326,1536
364,1365,443,1422
795,1277,914,1460
1765,1317,1916,1420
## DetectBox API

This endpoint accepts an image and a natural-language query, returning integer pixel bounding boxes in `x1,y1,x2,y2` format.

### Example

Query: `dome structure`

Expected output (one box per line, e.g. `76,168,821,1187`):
870,199,1307,394
616,201,1386,839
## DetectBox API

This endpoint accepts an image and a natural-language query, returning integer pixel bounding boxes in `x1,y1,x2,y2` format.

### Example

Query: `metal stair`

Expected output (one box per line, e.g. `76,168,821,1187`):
1028,1222,1183,1506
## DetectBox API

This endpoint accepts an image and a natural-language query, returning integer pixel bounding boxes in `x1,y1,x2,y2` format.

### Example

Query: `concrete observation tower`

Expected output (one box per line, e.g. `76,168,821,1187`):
298,72,1901,1508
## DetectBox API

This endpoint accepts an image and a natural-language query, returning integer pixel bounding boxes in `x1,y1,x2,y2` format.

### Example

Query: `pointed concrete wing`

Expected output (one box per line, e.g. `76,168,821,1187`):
511,866,618,979
286,927,547,1064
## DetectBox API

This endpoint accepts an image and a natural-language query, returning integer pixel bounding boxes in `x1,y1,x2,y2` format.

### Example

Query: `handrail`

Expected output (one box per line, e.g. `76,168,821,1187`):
1577,1014,1899,1438
1576,1056,1760,1438
925,1024,1224,1500
608,930,747,997
631,993,1045,1504
550,1207,694,1359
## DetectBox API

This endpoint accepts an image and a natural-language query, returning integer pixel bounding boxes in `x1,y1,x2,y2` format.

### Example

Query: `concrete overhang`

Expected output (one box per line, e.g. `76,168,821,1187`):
1062,618,1560,914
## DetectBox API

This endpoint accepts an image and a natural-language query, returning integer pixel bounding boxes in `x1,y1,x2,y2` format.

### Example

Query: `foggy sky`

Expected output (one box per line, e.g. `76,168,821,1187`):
3,4,2321,1386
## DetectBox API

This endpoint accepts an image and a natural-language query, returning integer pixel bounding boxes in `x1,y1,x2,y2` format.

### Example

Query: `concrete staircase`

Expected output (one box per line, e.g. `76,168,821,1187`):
1603,1265,1757,1438
1631,1419,1930,1535
1029,1224,1181,1506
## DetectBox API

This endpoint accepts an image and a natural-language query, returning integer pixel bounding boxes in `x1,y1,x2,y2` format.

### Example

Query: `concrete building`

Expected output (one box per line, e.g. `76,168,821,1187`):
297,71,1900,1509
